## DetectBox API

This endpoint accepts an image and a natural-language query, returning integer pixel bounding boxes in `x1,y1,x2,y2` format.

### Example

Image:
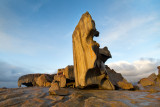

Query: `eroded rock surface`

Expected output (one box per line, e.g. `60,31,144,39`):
36,74,53,87
72,12,114,89
0,87,160,107
139,73,157,87
106,65,134,90
18,74,54,87
138,67,160,91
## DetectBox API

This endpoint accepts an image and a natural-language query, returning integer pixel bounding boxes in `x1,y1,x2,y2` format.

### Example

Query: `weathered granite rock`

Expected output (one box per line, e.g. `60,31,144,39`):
72,12,114,89
106,65,133,89
117,79,134,90
49,82,69,96
139,78,155,87
59,76,66,88
99,47,112,63
137,67,160,91
53,75,66,88
18,74,54,87
57,65,74,80
54,75,61,81
139,73,157,87
1,87,160,107
57,68,64,76
49,82,60,95
18,74,42,87
36,74,53,87
64,65,74,80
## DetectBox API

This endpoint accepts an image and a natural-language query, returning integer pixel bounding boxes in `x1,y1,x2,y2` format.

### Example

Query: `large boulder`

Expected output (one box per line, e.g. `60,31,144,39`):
59,76,66,88
139,73,157,87
49,82,69,96
35,74,53,87
18,74,42,87
57,65,74,80
117,79,133,90
53,75,67,88
72,12,114,89
18,74,54,87
138,67,160,88
139,78,155,87
106,65,133,90
64,65,74,80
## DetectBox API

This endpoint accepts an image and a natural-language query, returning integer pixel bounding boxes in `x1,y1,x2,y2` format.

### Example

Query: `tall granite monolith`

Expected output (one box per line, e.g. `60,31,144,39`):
72,12,114,89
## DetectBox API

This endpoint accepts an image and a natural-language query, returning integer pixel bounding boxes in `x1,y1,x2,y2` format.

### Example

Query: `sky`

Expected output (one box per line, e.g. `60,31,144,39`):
0,0,160,88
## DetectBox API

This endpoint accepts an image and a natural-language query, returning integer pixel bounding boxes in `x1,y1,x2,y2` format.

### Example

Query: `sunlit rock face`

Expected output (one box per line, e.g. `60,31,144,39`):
72,12,114,89
139,73,157,87
18,74,54,87
138,67,160,88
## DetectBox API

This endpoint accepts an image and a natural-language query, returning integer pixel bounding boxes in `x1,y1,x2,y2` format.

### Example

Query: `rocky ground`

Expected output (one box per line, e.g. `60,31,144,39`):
0,87,160,107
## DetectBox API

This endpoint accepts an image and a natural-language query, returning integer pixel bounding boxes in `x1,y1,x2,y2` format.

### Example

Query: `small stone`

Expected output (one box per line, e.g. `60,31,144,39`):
49,82,60,95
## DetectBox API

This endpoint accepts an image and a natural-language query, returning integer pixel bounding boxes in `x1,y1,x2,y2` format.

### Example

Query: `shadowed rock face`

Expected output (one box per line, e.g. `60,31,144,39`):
72,12,114,89
18,74,54,87
106,65,133,90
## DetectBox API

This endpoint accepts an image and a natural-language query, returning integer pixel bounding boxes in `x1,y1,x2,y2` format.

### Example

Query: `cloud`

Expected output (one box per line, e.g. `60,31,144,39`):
0,60,33,88
108,58,160,83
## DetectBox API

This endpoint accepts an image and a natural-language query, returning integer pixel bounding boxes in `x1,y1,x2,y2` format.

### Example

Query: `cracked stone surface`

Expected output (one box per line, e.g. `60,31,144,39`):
0,87,160,107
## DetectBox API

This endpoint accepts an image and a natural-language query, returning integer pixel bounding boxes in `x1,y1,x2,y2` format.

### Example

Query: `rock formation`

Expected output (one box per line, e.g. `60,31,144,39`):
57,65,74,80
138,66,160,88
53,75,67,88
36,74,53,87
18,74,54,87
17,12,134,90
139,73,157,87
106,65,133,89
72,12,114,89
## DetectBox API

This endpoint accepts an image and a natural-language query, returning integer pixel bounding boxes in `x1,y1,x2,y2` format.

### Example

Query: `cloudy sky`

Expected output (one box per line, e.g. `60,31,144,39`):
0,0,160,88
